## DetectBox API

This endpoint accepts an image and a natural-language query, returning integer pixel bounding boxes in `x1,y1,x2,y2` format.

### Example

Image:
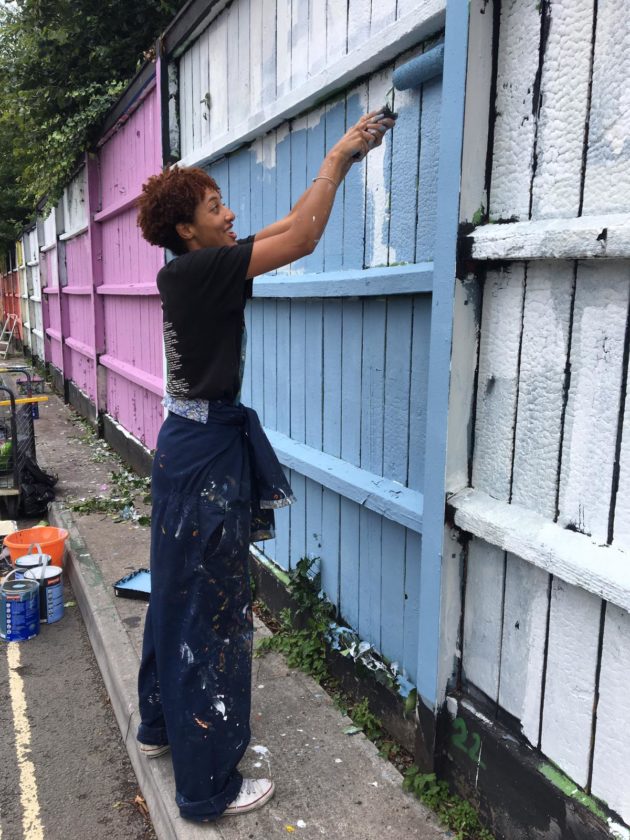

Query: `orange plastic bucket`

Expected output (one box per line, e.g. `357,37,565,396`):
5,527,69,568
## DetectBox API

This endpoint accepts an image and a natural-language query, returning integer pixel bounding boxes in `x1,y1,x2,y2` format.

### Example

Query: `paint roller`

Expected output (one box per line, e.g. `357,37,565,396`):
353,43,444,160
392,43,445,91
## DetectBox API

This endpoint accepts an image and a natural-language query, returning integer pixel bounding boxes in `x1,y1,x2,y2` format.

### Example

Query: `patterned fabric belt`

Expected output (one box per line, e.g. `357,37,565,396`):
163,393,212,423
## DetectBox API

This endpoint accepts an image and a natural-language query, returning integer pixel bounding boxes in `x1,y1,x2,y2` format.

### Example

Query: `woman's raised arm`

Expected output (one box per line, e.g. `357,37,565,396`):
246,110,395,278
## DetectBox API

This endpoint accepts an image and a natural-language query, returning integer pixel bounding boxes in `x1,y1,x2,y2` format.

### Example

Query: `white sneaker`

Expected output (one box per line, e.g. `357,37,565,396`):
223,778,275,816
138,742,170,758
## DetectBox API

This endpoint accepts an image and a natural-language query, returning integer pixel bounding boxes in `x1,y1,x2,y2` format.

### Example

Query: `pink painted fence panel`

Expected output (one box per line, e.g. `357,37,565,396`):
96,74,164,450
40,248,62,369
64,233,96,400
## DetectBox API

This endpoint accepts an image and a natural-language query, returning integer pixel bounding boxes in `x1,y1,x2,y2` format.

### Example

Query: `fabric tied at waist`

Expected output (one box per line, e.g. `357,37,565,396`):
154,399,295,543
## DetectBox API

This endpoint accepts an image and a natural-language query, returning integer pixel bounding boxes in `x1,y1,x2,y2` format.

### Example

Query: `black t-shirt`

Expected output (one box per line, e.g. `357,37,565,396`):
157,237,255,402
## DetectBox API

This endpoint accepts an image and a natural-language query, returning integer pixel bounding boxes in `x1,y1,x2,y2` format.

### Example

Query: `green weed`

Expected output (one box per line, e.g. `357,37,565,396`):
403,767,494,840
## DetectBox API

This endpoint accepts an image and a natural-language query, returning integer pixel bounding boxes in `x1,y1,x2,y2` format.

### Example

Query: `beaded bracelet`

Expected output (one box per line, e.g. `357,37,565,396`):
312,175,339,187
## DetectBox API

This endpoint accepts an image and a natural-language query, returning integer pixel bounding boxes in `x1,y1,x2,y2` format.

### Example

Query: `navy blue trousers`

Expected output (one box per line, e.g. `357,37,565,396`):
137,403,293,821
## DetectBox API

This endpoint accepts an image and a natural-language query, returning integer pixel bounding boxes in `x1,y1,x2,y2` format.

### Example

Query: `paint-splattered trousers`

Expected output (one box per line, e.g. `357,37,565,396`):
137,402,294,821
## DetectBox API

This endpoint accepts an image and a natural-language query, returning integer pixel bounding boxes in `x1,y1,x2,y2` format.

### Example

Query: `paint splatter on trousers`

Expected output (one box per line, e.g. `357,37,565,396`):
137,403,294,821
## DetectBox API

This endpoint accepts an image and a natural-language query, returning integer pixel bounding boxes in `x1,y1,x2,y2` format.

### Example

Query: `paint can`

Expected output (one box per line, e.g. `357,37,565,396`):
25,566,64,624
0,572,40,641
14,551,52,579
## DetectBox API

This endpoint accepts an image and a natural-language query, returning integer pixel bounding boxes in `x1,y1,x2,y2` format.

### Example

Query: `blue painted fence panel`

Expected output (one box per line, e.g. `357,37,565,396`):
200,46,443,689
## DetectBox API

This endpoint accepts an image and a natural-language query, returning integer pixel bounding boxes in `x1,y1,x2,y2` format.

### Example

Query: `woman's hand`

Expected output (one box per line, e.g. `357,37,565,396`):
332,110,397,165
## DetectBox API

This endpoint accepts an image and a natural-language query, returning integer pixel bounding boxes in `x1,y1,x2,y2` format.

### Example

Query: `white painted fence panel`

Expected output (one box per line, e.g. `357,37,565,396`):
365,67,393,269
591,604,630,824
511,261,573,519
462,538,504,700
498,554,548,746
557,262,629,541
540,579,601,788
471,265,524,500
461,0,630,825
62,167,87,234
582,0,630,215
489,0,540,221
530,0,594,219
612,357,630,551
327,0,348,67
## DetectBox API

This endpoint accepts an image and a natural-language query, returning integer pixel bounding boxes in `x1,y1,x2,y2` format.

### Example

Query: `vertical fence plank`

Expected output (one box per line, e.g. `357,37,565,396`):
498,555,549,745
289,114,308,274
489,1,542,221
321,298,343,606
500,261,574,745
407,296,431,492
612,359,630,550
582,0,630,214
388,51,422,266
208,12,230,136
261,0,277,108
276,299,291,436
326,0,348,67
341,300,362,468
472,265,525,500
323,98,346,271
530,0,595,219
462,538,505,700
250,0,263,116
190,36,201,153
347,0,371,54
365,66,393,269
343,83,368,270
199,31,211,148
250,302,264,415
305,107,326,273
178,51,191,158
305,298,323,560
274,468,292,572
360,299,386,476
308,0,327,78
263,300,277,430
540,580,601,788
291,0,309,89
511,261,573,518
237,0,251,128
339,499,360,630
276,0,292,99
380,518,406,669
558,262,629,541
241,303,253,406
383,297,413,484
358,507,382,646
290,299,307,568
403,529,421,685
415,75,441,262
591,604,630,824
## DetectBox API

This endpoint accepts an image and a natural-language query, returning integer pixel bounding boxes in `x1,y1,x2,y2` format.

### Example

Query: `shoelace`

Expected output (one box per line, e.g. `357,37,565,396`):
240,779,257,796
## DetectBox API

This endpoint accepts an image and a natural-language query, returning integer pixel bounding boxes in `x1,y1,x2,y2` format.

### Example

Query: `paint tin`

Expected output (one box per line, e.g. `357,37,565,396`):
25,566,64,624
14,552,52,579
0,576,40,641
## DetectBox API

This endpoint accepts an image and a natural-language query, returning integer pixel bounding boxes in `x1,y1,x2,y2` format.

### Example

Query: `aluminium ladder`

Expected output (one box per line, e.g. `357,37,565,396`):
0,314,19,359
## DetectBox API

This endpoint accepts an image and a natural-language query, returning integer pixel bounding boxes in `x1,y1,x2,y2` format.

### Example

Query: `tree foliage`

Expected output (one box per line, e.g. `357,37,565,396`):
0,0,186,254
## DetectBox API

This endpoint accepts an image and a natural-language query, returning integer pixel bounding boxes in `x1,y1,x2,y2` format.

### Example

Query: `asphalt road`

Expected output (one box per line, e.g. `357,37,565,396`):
0,574,155,840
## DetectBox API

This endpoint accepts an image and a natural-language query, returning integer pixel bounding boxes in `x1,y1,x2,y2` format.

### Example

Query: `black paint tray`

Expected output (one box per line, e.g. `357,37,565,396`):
113,568,151,601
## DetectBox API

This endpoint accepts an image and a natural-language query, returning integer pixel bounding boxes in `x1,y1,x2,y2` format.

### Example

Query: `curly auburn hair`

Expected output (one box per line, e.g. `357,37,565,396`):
136,166,220,255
